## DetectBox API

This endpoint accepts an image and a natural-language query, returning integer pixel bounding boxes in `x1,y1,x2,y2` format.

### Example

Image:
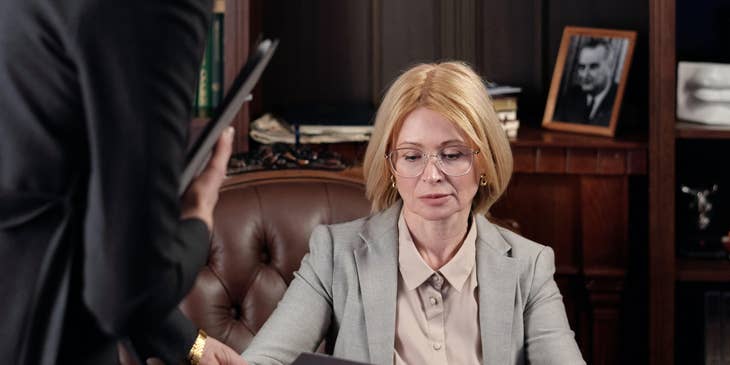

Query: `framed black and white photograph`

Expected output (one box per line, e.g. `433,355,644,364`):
542,27,636,137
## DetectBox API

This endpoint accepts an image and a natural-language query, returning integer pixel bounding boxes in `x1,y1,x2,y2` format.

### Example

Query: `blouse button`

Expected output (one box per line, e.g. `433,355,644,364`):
429,297,438,305
433,343,442,351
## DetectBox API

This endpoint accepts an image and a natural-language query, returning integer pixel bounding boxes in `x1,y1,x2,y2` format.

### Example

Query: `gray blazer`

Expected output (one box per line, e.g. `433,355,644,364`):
243,202,585,365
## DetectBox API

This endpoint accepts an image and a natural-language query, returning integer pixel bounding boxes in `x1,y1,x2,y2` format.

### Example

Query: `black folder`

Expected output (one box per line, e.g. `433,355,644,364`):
179,38,278,195
291,353,374,365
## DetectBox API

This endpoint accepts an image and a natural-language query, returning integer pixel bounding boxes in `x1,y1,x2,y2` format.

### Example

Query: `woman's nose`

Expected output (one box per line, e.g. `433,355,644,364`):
422,155,444,182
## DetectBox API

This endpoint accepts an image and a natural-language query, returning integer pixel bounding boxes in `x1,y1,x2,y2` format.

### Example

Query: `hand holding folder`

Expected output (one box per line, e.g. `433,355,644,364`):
180,38,279,196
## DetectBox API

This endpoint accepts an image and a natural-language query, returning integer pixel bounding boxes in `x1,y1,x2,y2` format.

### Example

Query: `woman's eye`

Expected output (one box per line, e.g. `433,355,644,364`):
442,152,464,160
403,154,421,162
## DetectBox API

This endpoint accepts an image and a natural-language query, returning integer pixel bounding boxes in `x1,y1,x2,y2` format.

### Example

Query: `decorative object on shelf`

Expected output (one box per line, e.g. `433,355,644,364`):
227,143,347,174
542,26,636,137
677,62,730,126
677,183,730,259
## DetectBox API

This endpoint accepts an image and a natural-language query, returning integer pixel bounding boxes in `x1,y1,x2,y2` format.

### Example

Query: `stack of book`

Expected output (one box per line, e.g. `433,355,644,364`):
704,291,730,364
193,0,225,118
486,82,521,138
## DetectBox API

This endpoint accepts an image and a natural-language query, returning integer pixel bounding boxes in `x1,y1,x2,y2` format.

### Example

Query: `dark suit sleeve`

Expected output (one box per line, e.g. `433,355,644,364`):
129,308,199,363
67,0,212,359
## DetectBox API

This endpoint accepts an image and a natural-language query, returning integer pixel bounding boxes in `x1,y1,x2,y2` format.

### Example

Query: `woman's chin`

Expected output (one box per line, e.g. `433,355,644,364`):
407,204,463,222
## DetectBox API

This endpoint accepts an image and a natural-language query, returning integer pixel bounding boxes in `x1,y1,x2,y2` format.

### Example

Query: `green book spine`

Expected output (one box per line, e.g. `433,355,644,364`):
210,12,224,109
197,28,212,118
192,70,198,115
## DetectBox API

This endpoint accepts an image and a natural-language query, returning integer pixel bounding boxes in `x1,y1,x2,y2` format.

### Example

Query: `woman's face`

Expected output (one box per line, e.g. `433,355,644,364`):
391,107,479,223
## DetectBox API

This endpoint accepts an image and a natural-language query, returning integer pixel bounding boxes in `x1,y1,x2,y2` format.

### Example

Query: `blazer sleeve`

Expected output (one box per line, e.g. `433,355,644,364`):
243,225,336,365
524,246,586,365
68,0,212,352
128,308,199,364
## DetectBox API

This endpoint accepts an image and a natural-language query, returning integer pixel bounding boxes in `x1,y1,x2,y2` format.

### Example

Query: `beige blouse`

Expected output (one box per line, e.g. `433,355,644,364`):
393,212,482,365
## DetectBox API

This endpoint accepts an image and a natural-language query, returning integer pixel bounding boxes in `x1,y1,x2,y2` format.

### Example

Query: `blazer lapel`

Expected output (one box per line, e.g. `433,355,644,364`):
354,202,401,365
475,215,518,365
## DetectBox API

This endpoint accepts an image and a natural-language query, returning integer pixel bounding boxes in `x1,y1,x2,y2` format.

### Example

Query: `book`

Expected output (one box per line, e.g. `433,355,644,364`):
491,93,519,122
497,110,517,122
492,96,518,112
210,9,224,109
486,83,522,96
196,32,212,117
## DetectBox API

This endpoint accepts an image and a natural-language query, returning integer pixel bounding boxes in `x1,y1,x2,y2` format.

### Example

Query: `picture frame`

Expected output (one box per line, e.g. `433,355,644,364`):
542,26,636,137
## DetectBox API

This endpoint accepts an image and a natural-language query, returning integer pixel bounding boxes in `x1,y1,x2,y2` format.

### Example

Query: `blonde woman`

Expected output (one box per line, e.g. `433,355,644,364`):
242,62,585,365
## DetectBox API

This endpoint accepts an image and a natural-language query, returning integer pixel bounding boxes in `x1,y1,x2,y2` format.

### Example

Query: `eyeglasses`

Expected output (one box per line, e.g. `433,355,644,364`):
386,146,480,178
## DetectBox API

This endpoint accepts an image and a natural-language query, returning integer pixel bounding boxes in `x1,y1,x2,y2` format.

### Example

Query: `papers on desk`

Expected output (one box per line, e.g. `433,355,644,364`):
250,113,373,144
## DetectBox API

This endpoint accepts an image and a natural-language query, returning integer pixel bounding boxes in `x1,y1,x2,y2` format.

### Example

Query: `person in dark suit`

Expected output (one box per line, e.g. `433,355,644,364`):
554,39,618,127
0,0,245,364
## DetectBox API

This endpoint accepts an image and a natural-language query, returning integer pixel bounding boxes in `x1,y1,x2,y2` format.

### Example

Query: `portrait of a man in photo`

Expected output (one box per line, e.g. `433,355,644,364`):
553,37,624,127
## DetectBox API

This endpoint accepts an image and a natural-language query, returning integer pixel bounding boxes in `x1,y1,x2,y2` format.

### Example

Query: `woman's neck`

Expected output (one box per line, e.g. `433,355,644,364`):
403,210,471,271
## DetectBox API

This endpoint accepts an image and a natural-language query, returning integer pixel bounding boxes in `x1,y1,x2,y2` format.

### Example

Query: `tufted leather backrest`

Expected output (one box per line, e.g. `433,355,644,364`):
178,169,370,354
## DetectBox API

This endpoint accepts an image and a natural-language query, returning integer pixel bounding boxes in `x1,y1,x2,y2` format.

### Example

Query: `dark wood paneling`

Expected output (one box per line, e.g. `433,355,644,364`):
439,0,477,64
556,276,589,354
627,150,647,174
648,0,676,364
597,150,627,175
379,0,439,94
479,0,544,124
513,147,537,172
492,174,582,272
536,148,567,173
226,0,250,152
566,149,598,174
582,176,628,268
260,0,372,108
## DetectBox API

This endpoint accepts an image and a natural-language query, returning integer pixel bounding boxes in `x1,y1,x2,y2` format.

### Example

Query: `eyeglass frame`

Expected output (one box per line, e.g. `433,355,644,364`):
385,146,481,178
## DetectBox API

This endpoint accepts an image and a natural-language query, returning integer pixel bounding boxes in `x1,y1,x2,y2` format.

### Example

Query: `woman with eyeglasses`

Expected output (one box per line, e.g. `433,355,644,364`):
241,62,585,365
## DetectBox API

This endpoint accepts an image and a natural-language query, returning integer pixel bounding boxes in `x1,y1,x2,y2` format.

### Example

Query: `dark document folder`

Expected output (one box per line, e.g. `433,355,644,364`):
179,38,278,195
291,353,374,365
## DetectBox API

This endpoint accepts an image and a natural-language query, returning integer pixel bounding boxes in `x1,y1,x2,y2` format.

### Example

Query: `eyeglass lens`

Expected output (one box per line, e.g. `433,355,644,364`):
389,146,475,177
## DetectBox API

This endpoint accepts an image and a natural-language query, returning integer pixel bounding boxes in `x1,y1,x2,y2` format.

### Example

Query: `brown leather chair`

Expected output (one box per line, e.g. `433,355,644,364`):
119,168,516,363
179,169,371,353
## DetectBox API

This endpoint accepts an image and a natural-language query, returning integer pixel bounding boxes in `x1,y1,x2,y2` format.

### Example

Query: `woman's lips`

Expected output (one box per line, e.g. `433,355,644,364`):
419,194,450,204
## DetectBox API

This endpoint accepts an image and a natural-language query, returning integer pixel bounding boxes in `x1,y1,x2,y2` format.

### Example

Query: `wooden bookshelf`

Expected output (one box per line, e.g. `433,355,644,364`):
676,121,730,140
650,1,730,364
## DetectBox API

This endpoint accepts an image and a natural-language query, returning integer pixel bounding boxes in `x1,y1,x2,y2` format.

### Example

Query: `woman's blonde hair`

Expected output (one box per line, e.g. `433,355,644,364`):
362,61,513,214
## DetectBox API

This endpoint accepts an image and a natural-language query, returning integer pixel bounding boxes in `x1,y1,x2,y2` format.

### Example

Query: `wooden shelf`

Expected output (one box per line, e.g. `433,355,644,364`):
676,257,730,282
510,126,647,175
675,121,730,139
511,125,647,149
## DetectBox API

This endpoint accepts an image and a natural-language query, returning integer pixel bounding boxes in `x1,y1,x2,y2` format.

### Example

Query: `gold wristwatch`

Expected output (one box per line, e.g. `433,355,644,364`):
188,329,207,365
